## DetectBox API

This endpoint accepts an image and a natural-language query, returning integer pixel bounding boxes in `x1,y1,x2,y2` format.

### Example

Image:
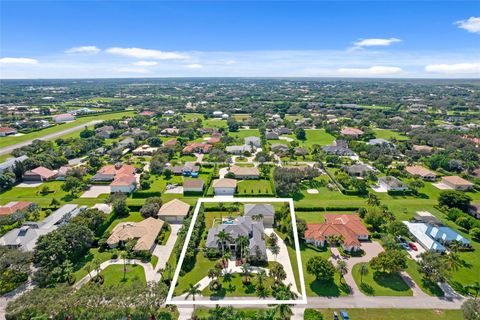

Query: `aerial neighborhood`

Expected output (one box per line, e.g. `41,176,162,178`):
0,78,479,320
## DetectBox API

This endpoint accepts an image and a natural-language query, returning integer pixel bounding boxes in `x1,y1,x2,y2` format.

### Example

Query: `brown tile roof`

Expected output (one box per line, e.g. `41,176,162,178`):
0,127,16,133
183,179,204,189
212,178,237,188
110,174,137,186
0,201,33,216
406,166,436,178
27,166,56,179
442,176,474,186
341,127,364,136
230,165,260,177
99,163,136,176
164,138,177,147
107,217,164,251
413,145,433,152
158,199,190,217
182,142,213,154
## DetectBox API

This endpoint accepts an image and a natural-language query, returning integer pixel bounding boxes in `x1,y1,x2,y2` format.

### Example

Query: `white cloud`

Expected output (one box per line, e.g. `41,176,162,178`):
0,57,38,65
455,17,480,34
337,66,403,76
425,62,480,74
352,38,402,49
106,47,189,60
132,60,158,66
184,63,203,69
65,46,101,54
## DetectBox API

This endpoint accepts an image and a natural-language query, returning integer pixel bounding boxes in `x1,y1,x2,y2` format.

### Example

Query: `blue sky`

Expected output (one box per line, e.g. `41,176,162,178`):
0,1,479,78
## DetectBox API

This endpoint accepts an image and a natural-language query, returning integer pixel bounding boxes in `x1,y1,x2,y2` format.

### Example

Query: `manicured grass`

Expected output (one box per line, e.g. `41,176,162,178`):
105,211,143,233
373,128,409,141
405,258,444,297
296,211,359,223
0,111,134,148
297,129,336,147
232,114,252,121
0,181,73,207
309,309,463,320
203,118,227,128
352,263,412,296
202,273,275,297
237,179,273,195
100,264,146,287
174,254,218,295
73,248,113,281
194,307,267,319
229,129,260,139
151,256,159,269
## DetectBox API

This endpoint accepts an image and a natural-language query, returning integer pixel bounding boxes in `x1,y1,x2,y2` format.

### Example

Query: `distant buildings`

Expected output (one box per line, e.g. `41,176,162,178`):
341,127,364,138
0,127,17,136
157,199,190,223
378,176,408,192
183,179,204,193
182,142,213,154
91,163,137,193
441,176,474,191
53,113,75,123
229,165,260,180
0,155,28,173
403,221,470,252
405,166,437,181
23,166,57,182
322,140,355,156
346,164,374,177
0,201,34,217
133,144,158,156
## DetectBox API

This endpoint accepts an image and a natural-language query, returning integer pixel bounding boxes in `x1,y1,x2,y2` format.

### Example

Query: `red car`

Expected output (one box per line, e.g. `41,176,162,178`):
408,242,418,251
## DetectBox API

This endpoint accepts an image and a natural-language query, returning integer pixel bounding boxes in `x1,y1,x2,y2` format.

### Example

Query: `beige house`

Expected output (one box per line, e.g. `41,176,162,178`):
405,166,437,181
133,145,158,156
212,178,237,196
442,176,474,191
229,165,260,180
158,199,191,223
107,217,164,252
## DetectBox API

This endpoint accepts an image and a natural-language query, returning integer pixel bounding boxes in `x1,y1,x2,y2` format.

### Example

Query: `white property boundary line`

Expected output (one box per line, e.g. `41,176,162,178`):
166,197,307,306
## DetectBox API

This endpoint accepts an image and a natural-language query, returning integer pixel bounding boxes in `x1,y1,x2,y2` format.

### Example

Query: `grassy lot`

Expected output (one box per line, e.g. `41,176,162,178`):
308,309,463,320
174,254,218,295
0,111,134,149
298,129,335,147
373,128,409,141
202,273,274,298
352,263,412,296
232,114,252,121
203,118,227,128
237,179,273,195
405,258,444,297
105,211,143,233
296,211,359,223
0,181,73,207
100,264,146,287
73,248,114,281
229,129,260,139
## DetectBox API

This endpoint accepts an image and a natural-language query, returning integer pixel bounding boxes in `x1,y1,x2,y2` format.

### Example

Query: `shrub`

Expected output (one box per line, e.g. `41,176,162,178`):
304,309,324,320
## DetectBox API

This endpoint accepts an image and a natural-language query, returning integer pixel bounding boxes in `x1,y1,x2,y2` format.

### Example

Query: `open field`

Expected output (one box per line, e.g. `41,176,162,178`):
229,129,260,139
352,263,412,296
100,264,146,286
373,128,410,141
307,308,463,320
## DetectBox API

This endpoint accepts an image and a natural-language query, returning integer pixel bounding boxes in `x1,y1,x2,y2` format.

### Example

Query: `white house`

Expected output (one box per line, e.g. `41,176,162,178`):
244,136,261,148
378,176,408,191
110,175,137,193
212,178,237,196
54,113,75,123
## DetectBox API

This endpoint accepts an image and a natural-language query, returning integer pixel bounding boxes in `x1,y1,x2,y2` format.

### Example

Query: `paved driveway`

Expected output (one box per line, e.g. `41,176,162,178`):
80,185,111,198
153,224,182,273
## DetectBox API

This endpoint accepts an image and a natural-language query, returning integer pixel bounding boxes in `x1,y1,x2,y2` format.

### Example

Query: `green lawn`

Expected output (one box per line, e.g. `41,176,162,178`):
0,111,134,149
174,254,218,295
73,248,113,281
237,179,273,195
229,129,260,139
308,309,463,320
105,211,143,233
297,129,336,147
0,181,72,207
352,263,412,296
202,273,274,297
194,308,267,319
373,128,409,141
100,264,146,287
405,258,444,297
203,118,227,128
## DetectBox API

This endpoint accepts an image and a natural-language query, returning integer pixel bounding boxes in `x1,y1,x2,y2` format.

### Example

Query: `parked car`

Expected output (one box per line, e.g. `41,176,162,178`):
401,242,411,250
340,310,350,320
333,311,339,320
408,242,418,251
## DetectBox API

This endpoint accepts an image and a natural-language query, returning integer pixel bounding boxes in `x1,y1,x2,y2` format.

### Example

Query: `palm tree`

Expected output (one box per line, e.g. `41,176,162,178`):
256,270,268,297
366,193,380,207
336,260,348,283
258,308,277,320
121,252,128,280
270,244,280,260
222,251,231,267
252,214,264,222
185,283,201,310
236,235,249,260
216,230,232,255
444,252,462,272
85,263,92,280
274,303,293,320
359,263,369,284
241,263,251,284
467,281,480,300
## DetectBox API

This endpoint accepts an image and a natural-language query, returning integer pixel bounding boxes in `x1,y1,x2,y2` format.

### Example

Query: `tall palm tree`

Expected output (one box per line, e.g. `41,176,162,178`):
252,214,264,222
359,263,369,284
336,260,348,283
467,281,480,300
274,303,293,320
222,251,231,267
256,270,267,288
121,252,128,280
444,252,462,272
236,235,249,260
216,230,232,255
241,263,251,284
185,283,201,304
258,308,277,320
366,193,380,207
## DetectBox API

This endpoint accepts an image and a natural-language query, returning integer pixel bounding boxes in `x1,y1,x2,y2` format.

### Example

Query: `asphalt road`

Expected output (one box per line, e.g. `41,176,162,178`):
0,120,102,157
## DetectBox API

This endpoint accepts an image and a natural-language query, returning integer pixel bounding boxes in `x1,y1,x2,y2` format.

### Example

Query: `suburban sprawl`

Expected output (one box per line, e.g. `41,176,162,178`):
0,78,479,320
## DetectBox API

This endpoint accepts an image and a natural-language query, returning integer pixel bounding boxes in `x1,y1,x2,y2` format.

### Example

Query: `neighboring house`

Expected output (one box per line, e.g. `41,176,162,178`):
244,136,261,148
413,145,433,153
304,214,369,252
0,155,28,173
0,201,34,217
118,137,135,149
244,204,274,227
441,176,474,191
0,127,17,136
107,217,164,253
23,166,57,182
169,163,200,177
95,125,115,139
265,131,279,140
139,111,156,117
277,127,292,135
56,166,72,180
164,110,175,116
226,145,252,154
205,216,267,261
270,143,288,153
91,163,137,193
182,142,212,154
157,199,191,223
183,179,204,193
403,221,470,252
53,113,75,123
133,145,158,156
368,138,395,148
469,204,480,219
0,204,83,251
346,164,374,177
322,140,355,156
378,176,408,191
212,178,237,196
341,127,364,138
405,166,437,181
229,165,260,179
208,137,221,144
164,138,177,148
110,174,137,193
160,128,180,136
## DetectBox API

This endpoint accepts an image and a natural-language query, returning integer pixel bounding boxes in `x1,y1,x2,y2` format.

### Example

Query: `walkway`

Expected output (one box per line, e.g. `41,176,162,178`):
153,224,182,273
